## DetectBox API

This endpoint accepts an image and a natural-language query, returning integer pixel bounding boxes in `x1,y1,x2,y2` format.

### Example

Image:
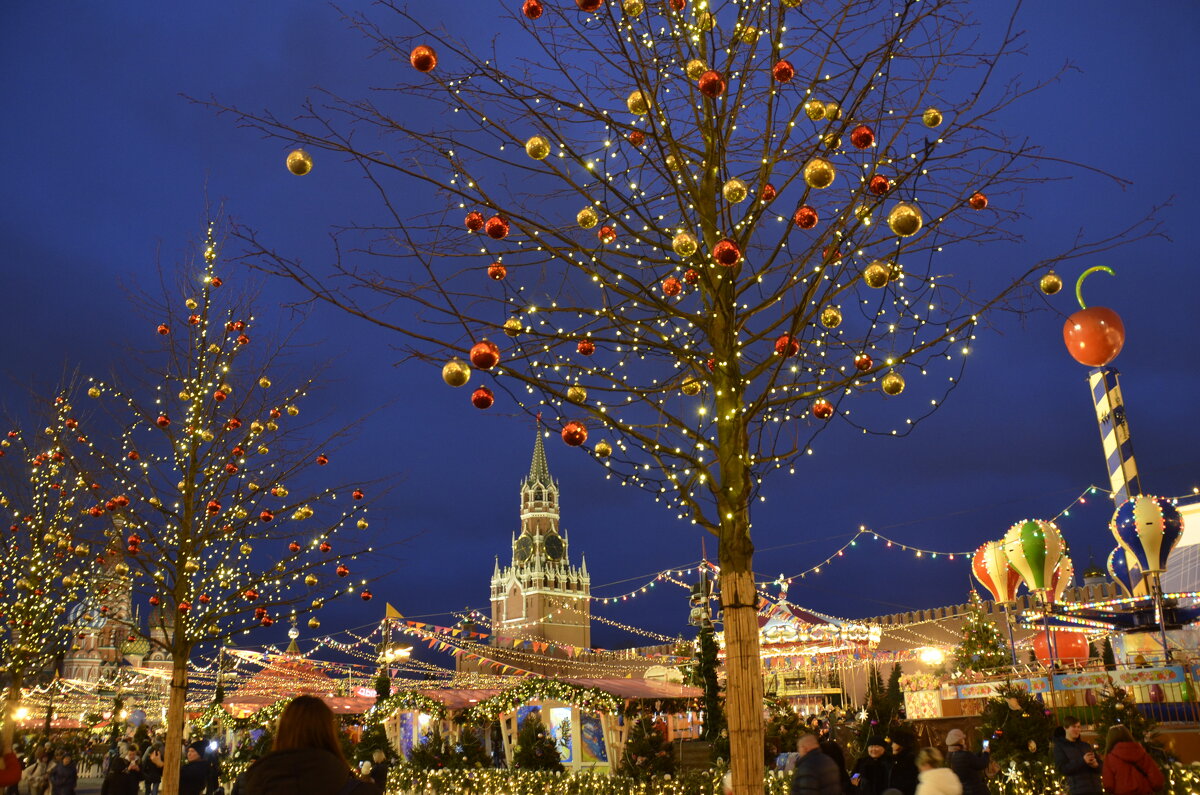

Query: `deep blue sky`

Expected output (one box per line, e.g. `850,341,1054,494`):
2,2,1198,660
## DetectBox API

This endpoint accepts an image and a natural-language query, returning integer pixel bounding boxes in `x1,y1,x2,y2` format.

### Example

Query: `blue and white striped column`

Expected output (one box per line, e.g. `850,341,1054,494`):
1089,367,1141,504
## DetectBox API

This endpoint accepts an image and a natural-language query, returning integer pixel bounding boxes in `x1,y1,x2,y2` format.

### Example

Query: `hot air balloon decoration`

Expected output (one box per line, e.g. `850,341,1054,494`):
972,542,1022,603
1003,519,1066,598
1110,494,1184,575
1106,545,1143,598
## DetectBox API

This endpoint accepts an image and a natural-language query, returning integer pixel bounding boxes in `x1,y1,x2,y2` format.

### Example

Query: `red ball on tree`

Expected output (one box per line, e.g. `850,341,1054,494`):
224,463,238,474
683,268,699,285
211,277,223,287
471,385,495,409
811,399,834,420
668,0,685,9
289,542,301,553
336,564,350,577
576,0,602,10
868,174,890,195
226,417,242,430
261,616,274,627
760,184,777,203
470,340,501,369
712,239,741,267
562,421,588,447
523,0,544,19
149,595,160,606
156,324,170,336
662,276,683,297
597,225,617,244
774,335,799,357
360,588,373,601
772,60,795,82
484,215,510,240
409,45,438,73
352,489,364,500
793,206,818,229
628,130,645,147
127,450,139,461
854,353,873,371
968,192,989,210
198,594,210,604
465,211,485,231
188,314,200,325
487,262,507,280
849,124,875,149
260,510,275,523
315,453,329,465
178,602,191,614
207,500,221,514
254,606,267,618
577,339,596,356
156,415,170,428
319,541,332,553
698,70,727,98
213,390,227,402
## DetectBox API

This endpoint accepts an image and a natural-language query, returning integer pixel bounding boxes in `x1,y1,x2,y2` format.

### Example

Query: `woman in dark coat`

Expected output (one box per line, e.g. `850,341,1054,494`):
850,737,892,795
48,754,77,795
242,696,380,795
887,730,920,795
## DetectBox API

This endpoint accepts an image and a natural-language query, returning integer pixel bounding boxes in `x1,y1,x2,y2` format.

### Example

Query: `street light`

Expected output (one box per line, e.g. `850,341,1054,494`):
382,644,412,664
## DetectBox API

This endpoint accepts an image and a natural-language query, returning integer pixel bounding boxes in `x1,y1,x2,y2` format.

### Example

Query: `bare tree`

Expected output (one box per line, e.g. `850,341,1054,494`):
206,1,1151,790
53,226,377,795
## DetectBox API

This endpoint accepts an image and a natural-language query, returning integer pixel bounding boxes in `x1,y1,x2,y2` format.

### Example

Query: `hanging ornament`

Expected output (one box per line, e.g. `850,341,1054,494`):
1039,271,1063,296
286,149,313,176
822,132,842,151
156,324,170,336
487,262,507,280
577,0,602,10
968,192,989,210
577,207,599,229
853,353,873,371
824,101,841,120
627,90,651,115
774,335,800,357
409,45,438,73
469,340,501,369
598,226,617,244
849,125,875,149
803,158,836,189
566,385,588,404
922,107,943,128
685,59,707,80
887,202,923,237
465,212,485,231
792,206,819,229
308,617,321,629
562,421,588,446
523,0,544,19
863,261,891,288
712,239,742,267
484,215,510,240
672,231,699,257
868,175,890,195
681,377,701,396
503,318,522,337
442,358,471,387
698,70,727,98
819,306,842,329
471,386,494,409
1110,494,1184,574
577,339,596,356
722,178,748,204
811,399,834,420
683,268,699,284
1063,266,1124,366
740,25,759,44
627,130,645,147
880,370,905,396
772,60,795,82
525,135,551,160
662,276,683,297
665,154,681,171
594,440,612,457
624,0,644,16
804,100,826,120
336,564,350,577
760,184,777,203
360,589,373,602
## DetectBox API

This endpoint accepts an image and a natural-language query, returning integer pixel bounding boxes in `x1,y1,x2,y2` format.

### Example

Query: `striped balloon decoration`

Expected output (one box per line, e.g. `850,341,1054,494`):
972,541,1022,603
1110,495,1184,574
1049,555,1074,604
1106,544,1143,597
1003,519,1065,594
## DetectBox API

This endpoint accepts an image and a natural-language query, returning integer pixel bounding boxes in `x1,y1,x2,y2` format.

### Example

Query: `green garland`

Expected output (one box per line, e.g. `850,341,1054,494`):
388,768,795,795
366,690,448,724
462,680,622,723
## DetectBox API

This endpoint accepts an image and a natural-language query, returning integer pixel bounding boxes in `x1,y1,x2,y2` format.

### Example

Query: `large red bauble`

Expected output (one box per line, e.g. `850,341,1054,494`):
207,500,221,514
1063,307,1124,367
198,594,210,604
148,596,160,606
712,239,741,267
471,386,495,409
662,276,683,297
698,70,727,98
683,268,699,285
774,335,799,357
360,589,373,601
470,340,501,369
289,542,301,553
668,0,685,9
260,510,274,523
576,0,602,9
811,399,834,420
562,421,588,446
487,262,507,280
156,415,170,428
793,206,818,229
597,225,617,244
628,130,645,147
968,192,989,210
484,216,510,240
760,184,777,203
849,125,875,149
772,60,795,82
409,45,437,73
336,564,350,577
854,353,873,371
156,324,170,336
523,0,544,18
577,339,596,356
869,174,890,195
465,211,485,231
320,541,332,553
1033,630,1089,667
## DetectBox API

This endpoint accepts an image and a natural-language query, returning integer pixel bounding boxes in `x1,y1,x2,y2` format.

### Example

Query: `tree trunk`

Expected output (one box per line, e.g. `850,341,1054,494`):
720,559,765,795
159,653,189,795
1,669,22,754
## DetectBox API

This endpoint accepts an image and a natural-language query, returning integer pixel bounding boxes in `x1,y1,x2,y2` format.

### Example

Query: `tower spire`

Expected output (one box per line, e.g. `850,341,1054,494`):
527,415,552,486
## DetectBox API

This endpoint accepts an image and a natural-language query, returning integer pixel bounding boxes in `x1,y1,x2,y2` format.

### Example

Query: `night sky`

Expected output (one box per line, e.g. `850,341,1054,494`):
2,2,1199,661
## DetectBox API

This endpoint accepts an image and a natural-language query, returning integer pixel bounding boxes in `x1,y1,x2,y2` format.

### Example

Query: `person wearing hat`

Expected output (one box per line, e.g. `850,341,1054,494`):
886,729,920,795
850,736,892,795
178,743,211,795
944,729,989,795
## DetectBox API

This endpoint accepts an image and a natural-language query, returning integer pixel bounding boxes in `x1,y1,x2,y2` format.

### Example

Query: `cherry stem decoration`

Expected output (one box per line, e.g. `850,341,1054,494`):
1075,266,1114,310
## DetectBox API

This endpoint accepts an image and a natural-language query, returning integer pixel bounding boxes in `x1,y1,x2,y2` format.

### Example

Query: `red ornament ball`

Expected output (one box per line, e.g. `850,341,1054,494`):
849,124,875,149
698,70,727,98
465,211,485,231
260,616,274,627
487,262,507,280
760,184,777,203
360,589,373,601
156,415,170,428
811,399,834,420
628,130,645,147
198,594,210,604
289,542,301,553
868,174,890,195
854,353,873,371
792,205,819,229
968,192,989,210
523,0,544,18
712,238,741,267
597,225,617,244
410,45,437,73
213,390,227,402
484,215,510,240
127,450,139,461
315,453,329,465
224,463,238,474
211,277,223,287
562,421,588,447
206,500,221,514
470,340,501,369
320,541,332,553
471,385,495,409
772,60,795,82
149,596,160,606
662,276,683,297
576,0,602,10
336,564,350,577
188,314,200,325
178,602,191,614
668,0,684,10
774,335,799,357
260,510,274,523
683,268,699,285
244,589,258,601
156,324,170,336
1064,306,1125,367
352,489,364,500
577,339,596,356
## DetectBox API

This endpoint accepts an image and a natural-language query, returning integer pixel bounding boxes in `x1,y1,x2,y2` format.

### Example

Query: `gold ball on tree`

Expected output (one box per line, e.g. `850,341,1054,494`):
305,575,318,586
722,178,749,204
887,202,923,237
696,11,715,31
503,317,523,337
881,370,906,396
820,305,842,329
577,206,599,229
824,101,841,120
594,440,612,457
804,99,826,121
863,261,891,288
622,0,644,16
672,231,699,257
740,26,760,44
567,385,588,403
665,154,682,171
1039,271,1063,295
681,377,702,396
442,358,471,387
286,149,313,176
87,387,101,398
308,617,321,629
627,90,651,115
922,107,943,128
525,135,551,160
685,59,707,80
803,158,836,189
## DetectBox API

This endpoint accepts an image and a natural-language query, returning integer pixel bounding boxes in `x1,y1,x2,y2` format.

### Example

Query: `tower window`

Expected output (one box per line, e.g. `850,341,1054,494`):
535,489,544,501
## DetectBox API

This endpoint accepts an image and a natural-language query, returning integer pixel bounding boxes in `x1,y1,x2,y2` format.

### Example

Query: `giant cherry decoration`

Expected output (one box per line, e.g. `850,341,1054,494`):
1063,266,1125,367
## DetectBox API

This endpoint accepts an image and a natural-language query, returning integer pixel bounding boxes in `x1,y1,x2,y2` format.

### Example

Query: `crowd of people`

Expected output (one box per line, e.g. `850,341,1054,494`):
774,714,1164,795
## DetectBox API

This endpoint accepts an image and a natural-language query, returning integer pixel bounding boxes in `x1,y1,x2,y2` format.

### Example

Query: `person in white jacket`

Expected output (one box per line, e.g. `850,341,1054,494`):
914,748,962,795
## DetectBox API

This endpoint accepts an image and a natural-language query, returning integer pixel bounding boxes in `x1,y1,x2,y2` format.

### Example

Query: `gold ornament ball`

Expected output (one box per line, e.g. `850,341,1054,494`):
722,178,749,204
823,101,841,121
308,617,321,629
1039,271,1063,295
803,158,836,189
822,133,842,151
922,107,943,128
781,0,803,6
665,154,681,171
740,26,760,44
672,231,699,257
623,0,644,16
685,59,707,80
567,385,588,404
286,149,313,176
820,305,842,329
442,358,471,387
305,574,319,586
681,377,702,396
240,543,253,555
183,560,200,573
696,11,716,31
863,261,891,288
594,440,612,457
503,317,523,337
525,135,551,160
577,206,599,229
881,370,906,396
804,99,826,121
87,386,101,398
887,202,923,237
627,90,651,116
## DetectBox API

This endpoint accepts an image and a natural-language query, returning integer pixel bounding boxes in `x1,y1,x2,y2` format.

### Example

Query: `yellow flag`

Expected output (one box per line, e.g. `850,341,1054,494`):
385,603,403,620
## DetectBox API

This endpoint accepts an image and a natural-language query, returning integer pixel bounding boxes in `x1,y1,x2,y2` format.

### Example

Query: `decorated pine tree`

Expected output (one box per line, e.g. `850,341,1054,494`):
454,727,492,770
407,724,455,770
620,715,675,779
953,591,1010,673
211,2,1151,790
52,225,376,795
1094,681,1156,749
512,714,564,771
689,623,726,743
979,682,1054,765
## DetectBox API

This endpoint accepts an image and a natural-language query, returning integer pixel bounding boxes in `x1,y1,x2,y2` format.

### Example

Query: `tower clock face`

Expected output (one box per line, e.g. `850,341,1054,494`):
515,535,534,563
544,533,564,561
